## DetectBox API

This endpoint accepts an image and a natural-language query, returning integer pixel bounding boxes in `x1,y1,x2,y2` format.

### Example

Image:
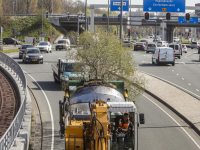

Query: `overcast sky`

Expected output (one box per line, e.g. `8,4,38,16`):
83,0,199,6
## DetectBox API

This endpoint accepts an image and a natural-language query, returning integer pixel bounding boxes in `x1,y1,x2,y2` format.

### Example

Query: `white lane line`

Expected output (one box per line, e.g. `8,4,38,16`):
24,71,54,150
172,70,174,72
188,83,191,86
182,78,184,80
143,94,200,149
168,67,170,69
198,65,200,67
177,74,179,76
197,89,199,92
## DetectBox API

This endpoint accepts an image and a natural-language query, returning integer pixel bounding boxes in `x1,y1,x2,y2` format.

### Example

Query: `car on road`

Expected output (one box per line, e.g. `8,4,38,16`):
132,37,138,40
146,43,156,53
153,37,161,42
3,38,21,45
140,39,148,46
182,44,187,53
22,48,43,64
152,47,175,66
19,44,34,59
168,43,181,59
157,41,168,47
191,42,200,49
149,34,154,38
173,37,180,42
55,39,70,51
134,42,146,51
178,43,183,55
36,41,52,53
123,40,135,47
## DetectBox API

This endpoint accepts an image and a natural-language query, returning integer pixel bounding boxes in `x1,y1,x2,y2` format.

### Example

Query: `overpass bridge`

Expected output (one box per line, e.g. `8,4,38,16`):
49,4,200,42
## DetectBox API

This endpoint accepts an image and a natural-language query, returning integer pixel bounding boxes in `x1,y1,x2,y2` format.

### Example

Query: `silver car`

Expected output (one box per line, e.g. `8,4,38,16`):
146,43,156,53
191,42,200,49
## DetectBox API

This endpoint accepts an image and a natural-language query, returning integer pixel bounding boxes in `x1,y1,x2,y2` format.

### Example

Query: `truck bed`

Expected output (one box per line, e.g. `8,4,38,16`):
51,63,59,75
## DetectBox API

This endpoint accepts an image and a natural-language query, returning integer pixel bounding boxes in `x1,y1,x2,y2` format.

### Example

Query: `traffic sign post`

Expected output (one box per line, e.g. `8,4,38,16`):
178,17,198,24
143,0,185,13
110,0,129,11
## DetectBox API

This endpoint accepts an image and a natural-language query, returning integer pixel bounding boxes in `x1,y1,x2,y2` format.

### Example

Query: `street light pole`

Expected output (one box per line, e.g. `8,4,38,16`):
107,0,109,32
77,13,80,45
85,0,87,31
42,0,43,36
52,0,53,15
120,0,123,40
13,2,15,16
14,0,17,47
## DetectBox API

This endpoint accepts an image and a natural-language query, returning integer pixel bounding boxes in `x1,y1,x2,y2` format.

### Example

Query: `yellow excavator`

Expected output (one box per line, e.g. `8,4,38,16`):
59,80,145,150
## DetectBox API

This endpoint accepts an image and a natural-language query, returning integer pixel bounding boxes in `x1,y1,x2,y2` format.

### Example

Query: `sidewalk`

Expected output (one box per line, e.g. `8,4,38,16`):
139,71,200,134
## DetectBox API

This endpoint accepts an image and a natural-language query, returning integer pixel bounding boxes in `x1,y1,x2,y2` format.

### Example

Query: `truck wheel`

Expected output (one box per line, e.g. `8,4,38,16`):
172,62,175,66
178,56,181,59
191,48,193,49
156,60,159,66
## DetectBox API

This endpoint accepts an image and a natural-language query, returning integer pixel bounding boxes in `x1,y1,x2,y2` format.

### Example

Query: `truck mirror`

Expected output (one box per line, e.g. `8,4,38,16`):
139,113,145,124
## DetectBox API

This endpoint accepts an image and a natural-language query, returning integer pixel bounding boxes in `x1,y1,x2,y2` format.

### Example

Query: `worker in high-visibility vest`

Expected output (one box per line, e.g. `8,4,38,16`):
117,113,134,147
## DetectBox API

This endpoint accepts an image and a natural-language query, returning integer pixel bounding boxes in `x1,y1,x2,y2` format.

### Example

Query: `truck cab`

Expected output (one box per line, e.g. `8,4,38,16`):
52,59,85,84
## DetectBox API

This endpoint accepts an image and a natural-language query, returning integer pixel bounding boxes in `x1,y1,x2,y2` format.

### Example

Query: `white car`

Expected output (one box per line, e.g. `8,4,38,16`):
173,37,180,42
168,43,181,59
182,44,187,53
149,34,154,38
55,39,70,50
157,41,168,47
37,42,52,53
152,47,175,66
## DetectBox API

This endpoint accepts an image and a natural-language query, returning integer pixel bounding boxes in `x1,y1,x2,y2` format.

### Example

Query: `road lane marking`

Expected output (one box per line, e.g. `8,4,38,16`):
182,78,184,80
24,71,54,150
172,70,174,72
197,89,199,92
188,83,191,86
143,95,200,149
168,67,170,69
177,74,179,76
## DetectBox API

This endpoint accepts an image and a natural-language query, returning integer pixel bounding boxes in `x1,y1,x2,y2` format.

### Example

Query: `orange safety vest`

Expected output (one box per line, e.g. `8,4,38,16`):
119,119,130,132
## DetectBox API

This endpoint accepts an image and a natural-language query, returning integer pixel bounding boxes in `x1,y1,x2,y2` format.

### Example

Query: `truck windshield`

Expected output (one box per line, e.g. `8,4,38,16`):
64,63,74,72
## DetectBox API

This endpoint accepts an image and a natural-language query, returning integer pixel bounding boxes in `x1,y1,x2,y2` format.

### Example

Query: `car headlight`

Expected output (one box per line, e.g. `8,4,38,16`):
26,55,29,58
39,55,43,58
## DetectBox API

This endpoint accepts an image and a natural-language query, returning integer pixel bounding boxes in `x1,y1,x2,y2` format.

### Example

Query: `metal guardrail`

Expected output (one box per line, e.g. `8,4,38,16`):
0,52,27,149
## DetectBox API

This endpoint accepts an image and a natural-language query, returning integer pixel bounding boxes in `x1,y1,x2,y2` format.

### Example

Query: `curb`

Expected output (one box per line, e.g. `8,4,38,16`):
141,71,200,136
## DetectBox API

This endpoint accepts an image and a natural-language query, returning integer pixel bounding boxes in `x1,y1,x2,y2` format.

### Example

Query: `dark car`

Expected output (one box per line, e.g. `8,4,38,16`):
3,38,20,45
140,39,148,46
134,42,146,51
19,44,34,59
23,48,43,64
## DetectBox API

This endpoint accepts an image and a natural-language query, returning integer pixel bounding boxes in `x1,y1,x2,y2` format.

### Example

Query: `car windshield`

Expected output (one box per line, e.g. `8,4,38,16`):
22,45,34,49
64,63,75,72
136,43,143,45
192,42,197,44
148,44,155,47
27,49,40,54
169,45,179,50
39,42,48,45
58,40,67,44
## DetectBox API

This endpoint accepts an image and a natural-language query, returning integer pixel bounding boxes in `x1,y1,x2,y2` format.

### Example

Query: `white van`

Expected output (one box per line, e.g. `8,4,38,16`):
55,39,70,51
168,43,181,59
152,47,175,66
157,41,168,47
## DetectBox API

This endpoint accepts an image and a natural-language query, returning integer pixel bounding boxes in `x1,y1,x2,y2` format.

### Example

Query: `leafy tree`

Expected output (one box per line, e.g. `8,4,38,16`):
66,30,145,100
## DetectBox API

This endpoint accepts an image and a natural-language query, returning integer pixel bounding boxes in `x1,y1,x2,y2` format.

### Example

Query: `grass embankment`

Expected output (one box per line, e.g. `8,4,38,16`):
1,16,66,42
2,49,19,53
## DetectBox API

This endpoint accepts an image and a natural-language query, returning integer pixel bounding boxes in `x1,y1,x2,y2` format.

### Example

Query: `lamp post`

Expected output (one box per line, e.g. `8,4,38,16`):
42,0,43,36
52,0,53,15
85,0,87,31
77,13,80,45
14,0,17,47
107,0,109,32
13,2,15,16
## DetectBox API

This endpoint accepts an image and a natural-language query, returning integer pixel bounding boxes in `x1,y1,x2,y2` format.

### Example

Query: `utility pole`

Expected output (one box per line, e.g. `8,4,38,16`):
13,2,15,16
77,13,80,45
14,0,17,47
107,0,109,32
42,0,43,37
85,0,87,31
120,0,123,39
52,0,53,15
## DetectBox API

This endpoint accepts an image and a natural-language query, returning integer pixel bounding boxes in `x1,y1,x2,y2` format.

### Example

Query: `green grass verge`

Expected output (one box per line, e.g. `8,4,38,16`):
2,49,19,53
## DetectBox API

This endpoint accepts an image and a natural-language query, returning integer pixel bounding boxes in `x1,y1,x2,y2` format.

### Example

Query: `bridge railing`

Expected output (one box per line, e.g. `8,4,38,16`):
0,52,27,150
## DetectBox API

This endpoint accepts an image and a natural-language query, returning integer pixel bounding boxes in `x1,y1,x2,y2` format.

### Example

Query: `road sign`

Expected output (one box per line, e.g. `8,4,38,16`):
178,17,198,24
143,0,185,13
147,20,155,23
110,0,129,11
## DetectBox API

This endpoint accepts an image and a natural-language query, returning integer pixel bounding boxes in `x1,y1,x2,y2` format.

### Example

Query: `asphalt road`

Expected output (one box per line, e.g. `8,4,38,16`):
8,48,200,149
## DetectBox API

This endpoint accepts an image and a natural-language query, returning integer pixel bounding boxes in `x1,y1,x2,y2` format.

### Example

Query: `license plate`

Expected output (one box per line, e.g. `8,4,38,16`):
162,58,166,60
40,49,44,50
32,59,38,61
59,47,62,48
138,46,141,47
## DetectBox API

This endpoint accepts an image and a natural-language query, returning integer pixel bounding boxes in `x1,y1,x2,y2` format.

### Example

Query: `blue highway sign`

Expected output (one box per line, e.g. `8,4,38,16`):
178,17,198,24
143,0,185,13
110,0,129,11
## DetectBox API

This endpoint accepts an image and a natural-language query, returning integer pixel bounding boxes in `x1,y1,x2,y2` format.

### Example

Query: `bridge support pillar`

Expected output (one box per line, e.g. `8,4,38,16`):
167,26,174,43
160,22,167,41
90,8,94,32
